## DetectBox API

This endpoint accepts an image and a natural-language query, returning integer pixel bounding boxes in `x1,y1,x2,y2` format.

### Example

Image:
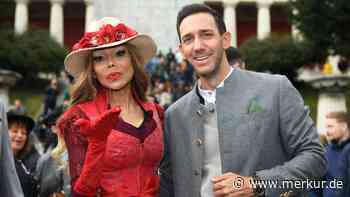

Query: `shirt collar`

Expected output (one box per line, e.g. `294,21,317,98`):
198,67,234,105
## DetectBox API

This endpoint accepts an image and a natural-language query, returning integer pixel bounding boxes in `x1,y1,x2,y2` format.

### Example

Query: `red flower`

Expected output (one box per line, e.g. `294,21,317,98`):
96,24,116,45
71,23,138,51
114,24,127,41
72,32,97,51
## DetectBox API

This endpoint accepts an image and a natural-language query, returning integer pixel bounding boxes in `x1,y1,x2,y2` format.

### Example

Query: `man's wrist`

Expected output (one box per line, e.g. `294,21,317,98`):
252,175,265,197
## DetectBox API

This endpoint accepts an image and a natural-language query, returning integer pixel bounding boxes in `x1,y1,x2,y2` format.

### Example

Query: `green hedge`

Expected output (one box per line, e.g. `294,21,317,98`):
0,27,67,80
239,35,318,84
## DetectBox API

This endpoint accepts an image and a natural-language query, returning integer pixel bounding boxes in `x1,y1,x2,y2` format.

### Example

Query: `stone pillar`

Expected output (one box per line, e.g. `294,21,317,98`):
0,70,22,110
14,0,29,35
223,0,238,47
49,0,65,45
257,0,272,40
317,93,347,134
85,0,95,32
0,88,10,111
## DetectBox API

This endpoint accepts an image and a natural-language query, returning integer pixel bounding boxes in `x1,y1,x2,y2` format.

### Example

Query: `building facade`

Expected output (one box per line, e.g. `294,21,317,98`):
96,0,294,51
0,0,87,48
1,0,295,51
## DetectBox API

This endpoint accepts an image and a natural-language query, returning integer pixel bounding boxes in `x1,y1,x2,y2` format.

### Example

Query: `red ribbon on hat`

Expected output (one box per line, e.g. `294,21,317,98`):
72,23,137,51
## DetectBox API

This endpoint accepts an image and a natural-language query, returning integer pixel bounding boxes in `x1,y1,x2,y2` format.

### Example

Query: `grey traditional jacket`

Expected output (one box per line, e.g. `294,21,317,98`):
160,69,327,197
0,102,24,197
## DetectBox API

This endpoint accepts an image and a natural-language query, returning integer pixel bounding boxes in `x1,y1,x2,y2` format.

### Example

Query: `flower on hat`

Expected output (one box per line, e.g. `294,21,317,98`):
72,23,137,51
72,32,96,50
65,17,157,79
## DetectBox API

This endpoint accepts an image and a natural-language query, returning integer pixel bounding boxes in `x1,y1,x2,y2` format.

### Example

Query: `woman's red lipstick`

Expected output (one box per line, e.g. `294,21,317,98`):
106,72,121,81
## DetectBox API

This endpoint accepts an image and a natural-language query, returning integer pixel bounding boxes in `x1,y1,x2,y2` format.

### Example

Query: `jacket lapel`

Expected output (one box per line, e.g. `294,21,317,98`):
186,86,206,192
216,69,251,172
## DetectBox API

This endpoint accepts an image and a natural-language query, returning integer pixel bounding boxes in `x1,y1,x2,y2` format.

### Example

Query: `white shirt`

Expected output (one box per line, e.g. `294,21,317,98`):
198,67,233,197
198,67,234,106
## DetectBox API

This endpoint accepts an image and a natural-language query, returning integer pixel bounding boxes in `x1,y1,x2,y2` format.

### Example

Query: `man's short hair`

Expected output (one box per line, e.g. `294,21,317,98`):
176,3,227,42
327,111,350,129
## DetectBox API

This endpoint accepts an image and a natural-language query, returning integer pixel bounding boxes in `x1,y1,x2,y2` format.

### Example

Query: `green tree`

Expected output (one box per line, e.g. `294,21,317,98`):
239,35,316,83
289,0,350,61
0,27,67,80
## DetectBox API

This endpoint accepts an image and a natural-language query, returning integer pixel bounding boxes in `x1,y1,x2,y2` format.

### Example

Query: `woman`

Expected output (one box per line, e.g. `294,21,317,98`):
36,106,70,197
57,17,164,197
7,112,40,197
0,102,24,197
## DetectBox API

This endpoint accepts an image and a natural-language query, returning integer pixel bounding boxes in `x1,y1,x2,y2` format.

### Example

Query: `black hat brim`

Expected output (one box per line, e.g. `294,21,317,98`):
7,113,35,132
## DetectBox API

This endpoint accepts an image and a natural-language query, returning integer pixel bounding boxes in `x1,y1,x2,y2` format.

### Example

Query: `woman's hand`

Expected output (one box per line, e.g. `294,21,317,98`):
72,107,121,196
74,107,121,139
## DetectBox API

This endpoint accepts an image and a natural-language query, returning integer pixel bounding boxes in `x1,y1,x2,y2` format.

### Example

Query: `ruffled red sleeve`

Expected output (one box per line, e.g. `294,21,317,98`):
57,106,88,196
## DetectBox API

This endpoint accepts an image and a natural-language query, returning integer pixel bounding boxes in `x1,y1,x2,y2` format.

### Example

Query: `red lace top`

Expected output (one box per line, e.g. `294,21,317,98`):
57,106,88,196
57,90,164,197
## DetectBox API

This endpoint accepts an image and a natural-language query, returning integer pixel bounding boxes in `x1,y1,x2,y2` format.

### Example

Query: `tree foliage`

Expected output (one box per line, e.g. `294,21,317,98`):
289,0,350,61
0,27,67,80
239,35,317,83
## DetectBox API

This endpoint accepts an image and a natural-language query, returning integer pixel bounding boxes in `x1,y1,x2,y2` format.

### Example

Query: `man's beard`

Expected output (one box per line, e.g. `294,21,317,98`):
198,48,224,79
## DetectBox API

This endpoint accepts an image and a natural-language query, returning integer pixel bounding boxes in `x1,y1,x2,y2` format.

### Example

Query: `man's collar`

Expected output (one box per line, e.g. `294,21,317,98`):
331,138,350,149
195,84,205,105
196,67,234,105
198,67,234,91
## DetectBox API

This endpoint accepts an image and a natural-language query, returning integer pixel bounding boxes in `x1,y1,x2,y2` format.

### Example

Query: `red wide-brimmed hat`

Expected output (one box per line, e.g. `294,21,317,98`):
64,17,157,78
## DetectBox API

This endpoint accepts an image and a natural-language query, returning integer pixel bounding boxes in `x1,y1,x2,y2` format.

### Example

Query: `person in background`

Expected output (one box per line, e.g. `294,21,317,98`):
158,81,173,110
7,111,40,197
9,99,27,115
57,17,164,196
0,102,24,197
311,111,350,197
225,46,245,69
36,106,71,197
43,78,60,116
56,71,73,107
35,104,69,154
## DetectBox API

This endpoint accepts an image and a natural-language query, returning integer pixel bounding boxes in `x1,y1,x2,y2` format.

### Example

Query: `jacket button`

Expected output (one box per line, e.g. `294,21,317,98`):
194,169,200,176
195,139,202,146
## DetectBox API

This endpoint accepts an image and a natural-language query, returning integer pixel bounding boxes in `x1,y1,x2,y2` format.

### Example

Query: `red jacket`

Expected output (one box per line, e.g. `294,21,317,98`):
58,90,164,197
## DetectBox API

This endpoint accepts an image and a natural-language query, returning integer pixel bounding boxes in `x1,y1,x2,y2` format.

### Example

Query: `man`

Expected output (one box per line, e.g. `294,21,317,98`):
0,102,24,197
8,99,27,115
43,78,59,115
160,3,326,197
225,46,245,69
311,112,350,196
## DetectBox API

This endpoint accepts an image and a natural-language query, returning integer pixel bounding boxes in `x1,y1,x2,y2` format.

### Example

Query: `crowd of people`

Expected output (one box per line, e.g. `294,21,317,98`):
145,50,195,109
1,102,69,197
0,3,349,197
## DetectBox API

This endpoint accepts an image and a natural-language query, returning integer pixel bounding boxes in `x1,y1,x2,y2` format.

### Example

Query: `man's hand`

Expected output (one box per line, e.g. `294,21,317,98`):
212,172,255,197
